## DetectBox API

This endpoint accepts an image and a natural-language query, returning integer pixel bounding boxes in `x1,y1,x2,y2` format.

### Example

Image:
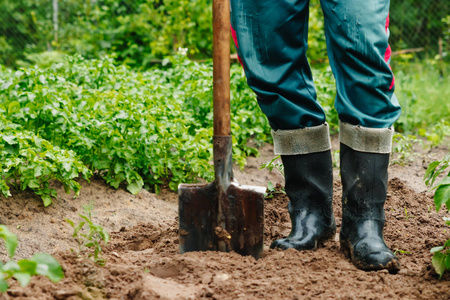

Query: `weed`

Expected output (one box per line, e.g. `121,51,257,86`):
0,225,64,293
65,211,110,266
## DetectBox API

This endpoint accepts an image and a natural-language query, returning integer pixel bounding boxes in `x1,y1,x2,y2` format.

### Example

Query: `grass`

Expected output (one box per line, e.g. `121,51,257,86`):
393,60,450,137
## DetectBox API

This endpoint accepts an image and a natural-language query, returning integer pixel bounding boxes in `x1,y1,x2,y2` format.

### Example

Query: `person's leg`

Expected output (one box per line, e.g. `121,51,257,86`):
320,0,401,128
321,0,401,271
230,0,335,250
231,0,325,130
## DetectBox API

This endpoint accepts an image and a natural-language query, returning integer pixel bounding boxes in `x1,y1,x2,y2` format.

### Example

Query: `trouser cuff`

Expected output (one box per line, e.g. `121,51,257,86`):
339,122,394,154
272,123,331,155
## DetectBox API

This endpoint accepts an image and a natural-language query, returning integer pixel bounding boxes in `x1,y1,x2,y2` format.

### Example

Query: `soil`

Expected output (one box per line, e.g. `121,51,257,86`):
0,138,449,300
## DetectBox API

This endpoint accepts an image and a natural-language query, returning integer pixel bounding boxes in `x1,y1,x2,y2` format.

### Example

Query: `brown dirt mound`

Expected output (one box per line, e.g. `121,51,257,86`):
1,177,449,300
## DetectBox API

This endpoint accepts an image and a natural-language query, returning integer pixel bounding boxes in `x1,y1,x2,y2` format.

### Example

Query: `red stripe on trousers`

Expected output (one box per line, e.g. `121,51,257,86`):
231,25,244,66
384,14,395,90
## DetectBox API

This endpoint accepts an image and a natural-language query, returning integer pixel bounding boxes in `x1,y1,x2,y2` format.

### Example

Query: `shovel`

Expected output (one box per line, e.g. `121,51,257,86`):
178,0,265,259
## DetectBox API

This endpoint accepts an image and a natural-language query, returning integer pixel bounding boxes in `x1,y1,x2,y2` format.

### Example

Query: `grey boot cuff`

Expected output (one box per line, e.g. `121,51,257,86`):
272,123,332,155
339,121,394,154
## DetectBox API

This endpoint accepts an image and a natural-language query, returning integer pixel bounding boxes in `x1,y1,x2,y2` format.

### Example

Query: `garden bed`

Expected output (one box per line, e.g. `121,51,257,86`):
0,143,449,299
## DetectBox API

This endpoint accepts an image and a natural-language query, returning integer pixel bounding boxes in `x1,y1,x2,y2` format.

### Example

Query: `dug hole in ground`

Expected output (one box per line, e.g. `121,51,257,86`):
0,138,449,300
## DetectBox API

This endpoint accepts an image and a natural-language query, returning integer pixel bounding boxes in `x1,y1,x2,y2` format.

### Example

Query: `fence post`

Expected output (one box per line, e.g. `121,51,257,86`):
53,0,58,44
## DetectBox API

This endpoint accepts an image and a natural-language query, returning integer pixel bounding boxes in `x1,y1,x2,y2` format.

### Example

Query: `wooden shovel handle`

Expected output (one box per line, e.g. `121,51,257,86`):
213,0,231,136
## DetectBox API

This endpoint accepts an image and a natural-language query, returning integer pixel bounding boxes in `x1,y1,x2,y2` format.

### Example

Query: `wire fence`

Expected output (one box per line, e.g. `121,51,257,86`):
0,0,449,68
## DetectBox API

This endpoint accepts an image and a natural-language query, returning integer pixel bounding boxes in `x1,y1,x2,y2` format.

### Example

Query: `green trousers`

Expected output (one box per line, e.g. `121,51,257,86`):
230,0,401,131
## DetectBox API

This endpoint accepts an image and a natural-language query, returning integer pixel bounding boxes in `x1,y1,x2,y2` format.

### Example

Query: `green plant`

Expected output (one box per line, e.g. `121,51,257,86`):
259,156,284,176
394,249,411,255
0,55,273,199
0,119,92,206
0,225,64,293
65,212,110,266
394,62,450,139
391,133,423,165
430,225,450,279
332,150,340,168
260,157,286,199
263,181,286,199
404,208,412,221
425,153,450,211
425,153,450,278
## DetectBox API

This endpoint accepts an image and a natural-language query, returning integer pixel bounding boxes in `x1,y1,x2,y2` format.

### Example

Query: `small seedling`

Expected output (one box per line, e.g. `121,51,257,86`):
0,225,64,293
394,249,411,255
260,156,284,176
65,207,110,266
264,181,285,199
404,208,410,221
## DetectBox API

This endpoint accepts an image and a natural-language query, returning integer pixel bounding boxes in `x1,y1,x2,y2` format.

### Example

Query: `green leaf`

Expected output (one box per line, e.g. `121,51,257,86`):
267,181,275,192
30,253,64,283
13,272,32,287
444,239,450,248
2,135,17,145
2,261,20,274
4,143,19,155
17,259,37,275
79,215,94,226
0,277,8,293
432,252,447,278
435,184,450,212
446,254,450,270
41,194,52,207
73,221,86,235
0,225,18,259
127,181,142,195
424,161,441,185
65,219,75,228
85,242,95,248
99,230,110,245
431,246,444,253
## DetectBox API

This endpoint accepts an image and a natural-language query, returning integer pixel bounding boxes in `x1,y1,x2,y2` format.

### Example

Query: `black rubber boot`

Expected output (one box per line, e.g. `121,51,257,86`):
270,150,336,250
340,143,400,273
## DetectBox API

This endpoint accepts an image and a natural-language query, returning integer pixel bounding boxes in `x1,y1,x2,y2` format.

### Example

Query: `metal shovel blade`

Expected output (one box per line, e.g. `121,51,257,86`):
178,136,265,259
178,181,265,259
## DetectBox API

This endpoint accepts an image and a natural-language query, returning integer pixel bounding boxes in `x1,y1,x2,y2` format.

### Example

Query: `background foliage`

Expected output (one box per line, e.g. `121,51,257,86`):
0,0,449,202
1,0,448,68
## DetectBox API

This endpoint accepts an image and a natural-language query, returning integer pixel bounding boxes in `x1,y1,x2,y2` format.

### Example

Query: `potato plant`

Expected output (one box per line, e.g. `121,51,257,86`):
425,153,450,278
0,55,271,203
0,225,64,293
0,119,91,206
